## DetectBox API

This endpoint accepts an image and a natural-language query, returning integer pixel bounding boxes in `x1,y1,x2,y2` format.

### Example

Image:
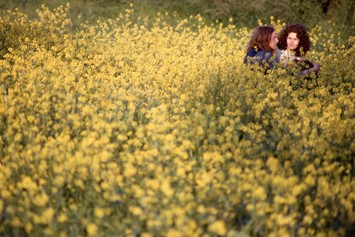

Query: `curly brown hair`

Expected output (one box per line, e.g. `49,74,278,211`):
277,23,311,57
246,26,276,53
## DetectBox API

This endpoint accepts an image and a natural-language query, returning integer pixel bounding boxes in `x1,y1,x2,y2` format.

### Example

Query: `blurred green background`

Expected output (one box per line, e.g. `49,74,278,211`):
0,0,353,45
1,0,354,32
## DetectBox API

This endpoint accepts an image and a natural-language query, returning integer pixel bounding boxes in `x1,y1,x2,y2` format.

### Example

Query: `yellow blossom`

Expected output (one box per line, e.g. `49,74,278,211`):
42,208,55,223
129,206,144,216
208,220,227,236
33,192,49,206
94,207,105,218
58,213,68,223
86,223,98,236
160,180,174,197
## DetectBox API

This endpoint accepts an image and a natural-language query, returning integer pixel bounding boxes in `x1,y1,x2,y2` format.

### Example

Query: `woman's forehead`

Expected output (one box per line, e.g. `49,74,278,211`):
288,32,298,38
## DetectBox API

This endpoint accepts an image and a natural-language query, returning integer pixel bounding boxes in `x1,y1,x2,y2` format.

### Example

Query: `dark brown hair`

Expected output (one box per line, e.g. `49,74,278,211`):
246,26,275,53
277,23,311,57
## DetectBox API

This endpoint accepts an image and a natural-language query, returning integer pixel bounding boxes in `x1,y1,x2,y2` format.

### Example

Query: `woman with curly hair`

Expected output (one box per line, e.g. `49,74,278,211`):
244,25,280,71
278,23,320,76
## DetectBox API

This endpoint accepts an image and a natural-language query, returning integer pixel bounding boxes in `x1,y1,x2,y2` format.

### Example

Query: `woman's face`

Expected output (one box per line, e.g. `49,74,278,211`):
287,32,300,51
269,31,279,51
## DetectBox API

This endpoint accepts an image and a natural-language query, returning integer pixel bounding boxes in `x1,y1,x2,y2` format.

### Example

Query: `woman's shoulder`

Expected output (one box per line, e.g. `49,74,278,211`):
244,48,258,64
254,49,273,61
246,48,258,57
246,48,272,56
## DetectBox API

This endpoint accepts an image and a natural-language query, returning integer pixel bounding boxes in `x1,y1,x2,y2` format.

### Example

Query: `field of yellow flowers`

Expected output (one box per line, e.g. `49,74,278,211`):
0,4,354,237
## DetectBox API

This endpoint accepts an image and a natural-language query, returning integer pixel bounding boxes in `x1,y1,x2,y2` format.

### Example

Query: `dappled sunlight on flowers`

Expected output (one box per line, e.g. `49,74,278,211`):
0,3,354,237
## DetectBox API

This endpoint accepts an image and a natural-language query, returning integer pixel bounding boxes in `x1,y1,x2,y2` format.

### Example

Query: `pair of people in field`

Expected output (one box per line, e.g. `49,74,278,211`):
244,23,320,76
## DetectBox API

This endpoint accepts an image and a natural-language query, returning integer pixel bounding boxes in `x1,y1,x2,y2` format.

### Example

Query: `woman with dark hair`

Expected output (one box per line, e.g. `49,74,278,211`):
278,23,319,76
244,26,280,70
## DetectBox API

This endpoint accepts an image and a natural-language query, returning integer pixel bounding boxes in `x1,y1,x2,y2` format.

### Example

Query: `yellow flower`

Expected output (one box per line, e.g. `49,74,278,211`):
252,186,267,200
129,206,144,216
276,214,295,226
53,175,65,187
292,184,305,196
58,213,68,223
166,229,184,237
94,207,105,219
141,233,153,237
42,208,55,223
32,192,49,206
145,178,160,191
266,156,279,173
208,220,227,236
25,222,33,233
86,223,98,236
124,163,136,178
160,180,174,197
11,217,22,227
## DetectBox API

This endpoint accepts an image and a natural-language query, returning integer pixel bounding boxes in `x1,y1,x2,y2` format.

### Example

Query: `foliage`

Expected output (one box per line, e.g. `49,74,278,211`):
0,4,355,237
182,0,354,28
1,0,354,39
